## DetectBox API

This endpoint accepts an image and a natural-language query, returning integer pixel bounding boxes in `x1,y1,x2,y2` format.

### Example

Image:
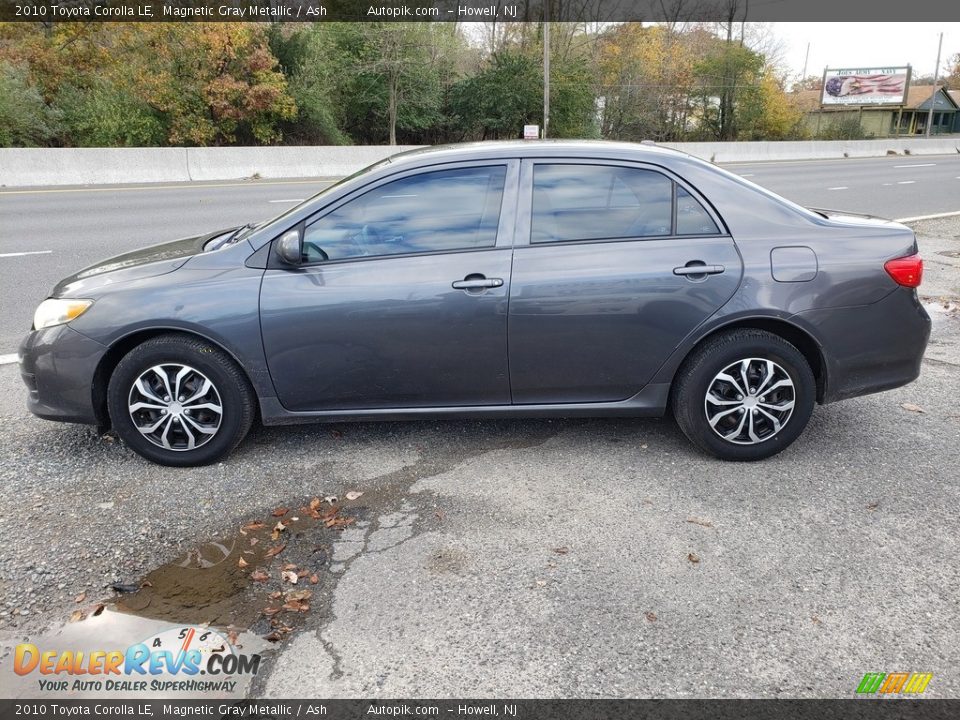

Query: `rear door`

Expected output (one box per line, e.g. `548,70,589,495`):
508,159,743,404
259,161,518,411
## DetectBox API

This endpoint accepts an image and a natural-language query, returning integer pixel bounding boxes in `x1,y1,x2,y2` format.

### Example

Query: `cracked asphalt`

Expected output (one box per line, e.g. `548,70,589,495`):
1,220,958,699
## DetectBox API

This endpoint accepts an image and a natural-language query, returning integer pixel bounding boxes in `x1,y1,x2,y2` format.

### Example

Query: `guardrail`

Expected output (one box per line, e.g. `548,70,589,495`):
1,138,958,187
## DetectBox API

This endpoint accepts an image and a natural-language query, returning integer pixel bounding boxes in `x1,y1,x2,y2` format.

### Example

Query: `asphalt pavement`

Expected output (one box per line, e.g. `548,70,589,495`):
1,153,960,353
0,210,957,697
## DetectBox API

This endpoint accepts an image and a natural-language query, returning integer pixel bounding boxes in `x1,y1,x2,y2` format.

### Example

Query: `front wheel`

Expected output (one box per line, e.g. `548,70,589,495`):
107,334,256,466
671,329,815,461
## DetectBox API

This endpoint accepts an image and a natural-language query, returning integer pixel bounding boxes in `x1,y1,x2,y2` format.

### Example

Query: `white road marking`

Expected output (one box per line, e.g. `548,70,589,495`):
828,186,848,190
268,198,305,204
739,173,755,177
0,250,52,258
895,210,960,222
0,353,19,365
897,180,916,185
894,163,936,168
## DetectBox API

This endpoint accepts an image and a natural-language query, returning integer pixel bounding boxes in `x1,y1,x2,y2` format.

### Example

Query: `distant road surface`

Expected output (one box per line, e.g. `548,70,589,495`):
2,153,959,354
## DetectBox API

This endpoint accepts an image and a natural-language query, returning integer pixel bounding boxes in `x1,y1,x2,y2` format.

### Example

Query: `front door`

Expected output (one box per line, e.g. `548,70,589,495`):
260,162,517,411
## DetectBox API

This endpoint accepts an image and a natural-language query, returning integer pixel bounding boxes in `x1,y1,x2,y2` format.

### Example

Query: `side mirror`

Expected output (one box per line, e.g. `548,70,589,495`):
276,228,302,266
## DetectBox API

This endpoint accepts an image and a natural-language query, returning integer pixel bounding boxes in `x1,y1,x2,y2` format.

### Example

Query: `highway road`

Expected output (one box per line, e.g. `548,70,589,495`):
2,152,960,354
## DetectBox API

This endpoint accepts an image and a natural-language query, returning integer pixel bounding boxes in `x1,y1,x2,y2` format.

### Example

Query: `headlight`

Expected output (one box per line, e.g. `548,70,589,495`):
33,298,94,330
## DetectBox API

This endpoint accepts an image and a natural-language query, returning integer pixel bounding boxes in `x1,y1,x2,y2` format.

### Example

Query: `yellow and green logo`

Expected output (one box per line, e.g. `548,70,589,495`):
856,672,933,695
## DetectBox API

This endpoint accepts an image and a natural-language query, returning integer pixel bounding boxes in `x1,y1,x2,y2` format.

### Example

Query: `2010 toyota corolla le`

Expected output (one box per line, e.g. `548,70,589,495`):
19,141,931,466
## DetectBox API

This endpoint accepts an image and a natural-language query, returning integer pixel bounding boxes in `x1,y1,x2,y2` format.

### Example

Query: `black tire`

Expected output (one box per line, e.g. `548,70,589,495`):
107,334,256,467
671,329,815,461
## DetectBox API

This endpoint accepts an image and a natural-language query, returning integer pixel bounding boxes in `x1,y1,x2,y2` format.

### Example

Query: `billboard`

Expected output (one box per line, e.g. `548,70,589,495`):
820,67,911,106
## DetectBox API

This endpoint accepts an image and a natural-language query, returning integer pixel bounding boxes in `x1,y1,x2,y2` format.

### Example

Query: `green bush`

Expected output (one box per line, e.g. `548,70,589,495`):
0,62,61,147
57,81,166,147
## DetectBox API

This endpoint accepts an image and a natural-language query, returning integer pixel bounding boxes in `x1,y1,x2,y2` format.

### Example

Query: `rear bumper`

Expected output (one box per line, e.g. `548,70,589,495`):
19,325,107,425
793,288,931,404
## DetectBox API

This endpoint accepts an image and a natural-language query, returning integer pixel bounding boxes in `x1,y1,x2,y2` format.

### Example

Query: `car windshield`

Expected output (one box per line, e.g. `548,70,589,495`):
244,157,395,242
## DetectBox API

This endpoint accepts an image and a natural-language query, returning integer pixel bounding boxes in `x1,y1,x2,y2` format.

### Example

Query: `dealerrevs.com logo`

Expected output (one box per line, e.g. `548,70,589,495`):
14,626,261,694
856,672,934,695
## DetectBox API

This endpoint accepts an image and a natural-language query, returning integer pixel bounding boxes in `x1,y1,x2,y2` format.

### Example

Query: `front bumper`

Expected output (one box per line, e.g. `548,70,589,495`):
19,325,107,425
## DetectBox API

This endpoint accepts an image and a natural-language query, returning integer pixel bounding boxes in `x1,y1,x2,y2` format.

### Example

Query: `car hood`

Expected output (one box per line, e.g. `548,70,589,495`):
52,228,238,298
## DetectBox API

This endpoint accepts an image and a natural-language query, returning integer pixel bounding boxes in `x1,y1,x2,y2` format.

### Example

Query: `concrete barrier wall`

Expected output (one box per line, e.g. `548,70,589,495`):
2,138,958,187
667,138,960,163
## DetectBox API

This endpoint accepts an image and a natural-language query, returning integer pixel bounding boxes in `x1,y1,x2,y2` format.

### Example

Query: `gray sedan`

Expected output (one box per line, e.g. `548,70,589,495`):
19,141,931,465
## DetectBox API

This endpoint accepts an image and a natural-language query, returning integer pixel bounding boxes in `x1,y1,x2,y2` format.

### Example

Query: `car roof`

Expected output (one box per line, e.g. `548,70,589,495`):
381,140,690,168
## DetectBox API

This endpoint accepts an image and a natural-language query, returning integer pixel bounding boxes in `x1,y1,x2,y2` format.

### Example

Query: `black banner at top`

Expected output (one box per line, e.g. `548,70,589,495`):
1,0,960,22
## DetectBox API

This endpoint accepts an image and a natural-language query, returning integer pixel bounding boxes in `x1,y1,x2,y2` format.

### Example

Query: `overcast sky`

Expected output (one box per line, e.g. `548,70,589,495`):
773,23,959,80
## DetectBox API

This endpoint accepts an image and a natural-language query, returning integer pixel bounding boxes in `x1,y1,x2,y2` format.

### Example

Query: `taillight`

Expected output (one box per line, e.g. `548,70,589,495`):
884,254,923,288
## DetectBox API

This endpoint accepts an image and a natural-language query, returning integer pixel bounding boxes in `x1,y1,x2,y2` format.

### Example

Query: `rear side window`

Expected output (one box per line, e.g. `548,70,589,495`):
676,186,719,235
531,164,719,243
304,165,507,262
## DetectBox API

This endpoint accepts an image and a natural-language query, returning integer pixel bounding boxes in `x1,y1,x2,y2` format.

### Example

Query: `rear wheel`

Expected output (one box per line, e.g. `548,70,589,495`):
671,329,815,461
107,334,255,466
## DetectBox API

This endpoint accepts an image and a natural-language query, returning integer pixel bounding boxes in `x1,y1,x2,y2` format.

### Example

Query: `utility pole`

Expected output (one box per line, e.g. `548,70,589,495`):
801,42,810,84
543,1,550,139
925,32,943,138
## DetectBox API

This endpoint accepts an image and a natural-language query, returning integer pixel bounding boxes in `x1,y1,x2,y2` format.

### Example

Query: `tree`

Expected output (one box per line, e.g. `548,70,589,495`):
0,61,61,147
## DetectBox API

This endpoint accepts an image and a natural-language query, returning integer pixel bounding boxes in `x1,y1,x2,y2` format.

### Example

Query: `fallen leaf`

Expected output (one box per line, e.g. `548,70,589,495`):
866,502,880,512
297,569,309,578
287,589,313,601
552,546,570,555
74,592,86,604
326,515,355,529
309,574,319,585
345,491,364,501
271,522,287,540
264,631,284,643
262,606,283,617
281,570,298,584
269,591,283,600
242,521,265,531
645,611,658,622
227,630,240,646
237,557,249,569
249,537,259,546
812,615,823,626
434,510,445,521
309,497,322,511
901,403,927,414
140,581,153,588
264,544,286,558
330,429,343,439
686,517,714,528
91,604,105,617
250,569,270,583
272,508,290,517
282,562,298,571
69,610,85,623
687,553,701,564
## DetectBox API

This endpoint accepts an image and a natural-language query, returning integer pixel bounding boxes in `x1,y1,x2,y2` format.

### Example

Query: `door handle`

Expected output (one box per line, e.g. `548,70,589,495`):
452,277,504,290
673,264,725,276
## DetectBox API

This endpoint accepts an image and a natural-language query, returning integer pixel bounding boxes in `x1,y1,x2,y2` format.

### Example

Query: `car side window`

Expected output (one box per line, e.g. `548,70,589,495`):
532,164,674,243
530,164,721,244
303,165,507,262
676,186,720,235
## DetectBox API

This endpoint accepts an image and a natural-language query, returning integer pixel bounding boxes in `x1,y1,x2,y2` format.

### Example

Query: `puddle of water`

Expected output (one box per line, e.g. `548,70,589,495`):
114,499,363,639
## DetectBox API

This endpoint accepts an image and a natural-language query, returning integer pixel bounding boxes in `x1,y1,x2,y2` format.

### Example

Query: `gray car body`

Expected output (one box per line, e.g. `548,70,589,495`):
19,140,931,429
